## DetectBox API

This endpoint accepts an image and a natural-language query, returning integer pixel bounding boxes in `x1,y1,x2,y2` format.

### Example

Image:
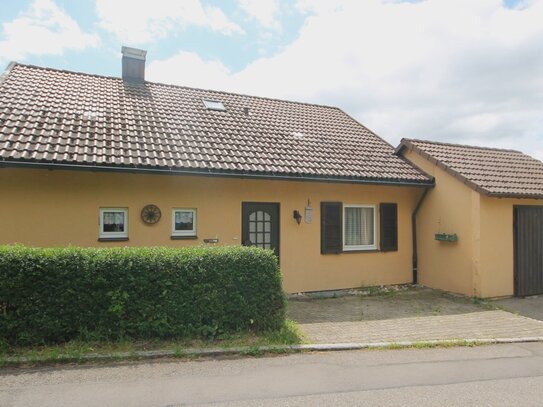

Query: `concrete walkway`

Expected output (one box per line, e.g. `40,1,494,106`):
288,288,543,344
298,310,543,344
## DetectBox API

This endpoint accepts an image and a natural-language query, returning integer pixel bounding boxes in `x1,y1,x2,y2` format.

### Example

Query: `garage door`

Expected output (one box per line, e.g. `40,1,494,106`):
514,206,543,297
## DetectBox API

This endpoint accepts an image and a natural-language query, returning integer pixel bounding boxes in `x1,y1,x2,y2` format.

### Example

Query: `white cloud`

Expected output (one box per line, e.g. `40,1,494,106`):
148,0,543,160
0,0,99,62
96,0,244,44
206,6,245,35
238,0,281,30
147,51,231,91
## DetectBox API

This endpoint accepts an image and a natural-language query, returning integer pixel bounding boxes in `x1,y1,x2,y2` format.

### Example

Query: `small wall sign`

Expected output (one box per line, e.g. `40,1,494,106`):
305,206,313,224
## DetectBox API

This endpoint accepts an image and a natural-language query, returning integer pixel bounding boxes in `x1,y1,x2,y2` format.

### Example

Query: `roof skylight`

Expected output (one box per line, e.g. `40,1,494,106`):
203,99,226,111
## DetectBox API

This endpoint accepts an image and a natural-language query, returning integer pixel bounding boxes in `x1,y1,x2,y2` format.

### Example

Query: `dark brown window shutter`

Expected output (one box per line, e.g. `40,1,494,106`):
380,203,398,252
321,202,343,254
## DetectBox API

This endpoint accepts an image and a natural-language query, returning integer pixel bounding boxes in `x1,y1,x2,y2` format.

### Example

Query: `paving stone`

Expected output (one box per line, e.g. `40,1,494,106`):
288,288,543,344
298,311,543,344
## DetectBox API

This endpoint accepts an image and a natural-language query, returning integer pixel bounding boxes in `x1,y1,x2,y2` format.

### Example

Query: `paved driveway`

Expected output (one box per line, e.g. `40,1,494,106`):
288,287,543,344
288,287,487,323
493,295,543,321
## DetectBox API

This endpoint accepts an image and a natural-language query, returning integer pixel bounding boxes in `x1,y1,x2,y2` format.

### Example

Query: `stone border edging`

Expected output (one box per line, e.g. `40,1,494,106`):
5,336,543,365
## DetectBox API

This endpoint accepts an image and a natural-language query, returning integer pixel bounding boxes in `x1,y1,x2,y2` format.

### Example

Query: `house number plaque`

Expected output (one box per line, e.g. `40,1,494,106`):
305,206,313,224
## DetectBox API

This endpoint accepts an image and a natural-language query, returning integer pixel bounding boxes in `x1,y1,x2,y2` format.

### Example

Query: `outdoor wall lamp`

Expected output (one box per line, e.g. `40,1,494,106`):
293,210,302,225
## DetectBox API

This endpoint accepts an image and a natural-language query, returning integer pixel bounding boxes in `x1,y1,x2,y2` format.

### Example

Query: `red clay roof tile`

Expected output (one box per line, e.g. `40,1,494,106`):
398,138,543,198
0,63,432,185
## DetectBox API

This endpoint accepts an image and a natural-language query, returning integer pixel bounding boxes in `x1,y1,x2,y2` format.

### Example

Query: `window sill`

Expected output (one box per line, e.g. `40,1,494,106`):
341,249,379,254
321,249,380,255
171,235,198,240
98,237,129,242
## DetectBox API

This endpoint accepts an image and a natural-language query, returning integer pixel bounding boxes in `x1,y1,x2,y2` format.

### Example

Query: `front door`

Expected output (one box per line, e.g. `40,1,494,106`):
514,206,543,296
242,202,280,258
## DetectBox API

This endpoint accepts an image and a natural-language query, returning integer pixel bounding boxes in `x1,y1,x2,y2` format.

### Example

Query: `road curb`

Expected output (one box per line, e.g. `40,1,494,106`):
5,336,543,365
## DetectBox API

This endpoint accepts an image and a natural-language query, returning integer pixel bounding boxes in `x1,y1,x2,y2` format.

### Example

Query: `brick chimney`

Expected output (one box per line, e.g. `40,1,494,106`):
121,46,147,83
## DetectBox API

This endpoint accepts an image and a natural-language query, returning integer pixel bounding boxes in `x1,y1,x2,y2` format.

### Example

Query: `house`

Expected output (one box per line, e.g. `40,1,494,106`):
0,47,433,294
1,47,542,298
396,139,543,298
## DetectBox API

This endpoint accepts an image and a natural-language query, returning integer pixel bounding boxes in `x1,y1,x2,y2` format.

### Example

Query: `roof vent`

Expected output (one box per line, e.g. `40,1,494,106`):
122,46,147,83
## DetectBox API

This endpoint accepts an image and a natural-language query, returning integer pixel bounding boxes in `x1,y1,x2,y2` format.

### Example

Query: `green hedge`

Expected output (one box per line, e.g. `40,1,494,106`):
0,245,286,346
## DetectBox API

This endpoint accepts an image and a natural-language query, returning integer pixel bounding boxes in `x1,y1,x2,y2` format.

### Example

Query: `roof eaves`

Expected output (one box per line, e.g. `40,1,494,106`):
0,159,435,187
486,192,543,200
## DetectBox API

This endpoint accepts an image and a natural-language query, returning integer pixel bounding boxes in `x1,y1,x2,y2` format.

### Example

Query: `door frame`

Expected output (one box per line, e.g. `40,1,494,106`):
241,202,280,259
514,205,520,297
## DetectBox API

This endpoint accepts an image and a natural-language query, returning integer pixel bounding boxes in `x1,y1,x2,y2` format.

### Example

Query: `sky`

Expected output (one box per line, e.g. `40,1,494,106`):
0,0,542,160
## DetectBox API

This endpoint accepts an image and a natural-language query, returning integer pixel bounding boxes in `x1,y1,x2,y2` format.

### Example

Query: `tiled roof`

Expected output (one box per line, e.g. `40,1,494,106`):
397,139,543,199
0,63,432,185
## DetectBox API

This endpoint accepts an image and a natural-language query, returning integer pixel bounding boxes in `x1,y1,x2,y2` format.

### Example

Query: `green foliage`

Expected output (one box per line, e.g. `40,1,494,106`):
0,245,286,346
264,320,305,345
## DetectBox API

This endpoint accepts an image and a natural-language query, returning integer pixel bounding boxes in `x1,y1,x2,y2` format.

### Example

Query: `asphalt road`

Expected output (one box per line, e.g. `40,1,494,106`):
3,343,543,406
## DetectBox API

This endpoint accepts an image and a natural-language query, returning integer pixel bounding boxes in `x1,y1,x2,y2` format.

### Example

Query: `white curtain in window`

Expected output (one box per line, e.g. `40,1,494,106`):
104,212,124,232
360,208,374,245
115,212,124,226
175,211,194,231
175,211,193,224
345,207,362,246
104,212,115,225
345,207,374,246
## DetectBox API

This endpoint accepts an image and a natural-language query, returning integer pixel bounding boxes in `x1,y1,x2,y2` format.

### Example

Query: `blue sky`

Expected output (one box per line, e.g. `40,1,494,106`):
0,0,542,159
0,0,307,77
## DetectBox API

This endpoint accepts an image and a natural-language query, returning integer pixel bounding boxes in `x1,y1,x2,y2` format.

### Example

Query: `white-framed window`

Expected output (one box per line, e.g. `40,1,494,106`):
343,204,376,251
172,209,197,237
99,208,128,239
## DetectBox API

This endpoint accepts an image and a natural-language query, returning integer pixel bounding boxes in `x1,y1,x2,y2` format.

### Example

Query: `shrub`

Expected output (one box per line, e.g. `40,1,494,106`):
0,245,285,346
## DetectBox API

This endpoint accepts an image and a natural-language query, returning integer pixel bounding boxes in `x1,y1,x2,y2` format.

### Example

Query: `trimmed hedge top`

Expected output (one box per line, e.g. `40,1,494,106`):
0,245,285,346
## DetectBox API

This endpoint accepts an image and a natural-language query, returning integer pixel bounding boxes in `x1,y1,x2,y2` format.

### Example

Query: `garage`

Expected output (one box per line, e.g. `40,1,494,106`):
515,206,543,297
397,139,543,298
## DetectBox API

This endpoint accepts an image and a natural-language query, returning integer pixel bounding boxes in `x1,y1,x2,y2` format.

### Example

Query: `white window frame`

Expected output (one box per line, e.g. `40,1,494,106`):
172,208,197,237
342,204,377,251
202,99,226,111
99,208,128,239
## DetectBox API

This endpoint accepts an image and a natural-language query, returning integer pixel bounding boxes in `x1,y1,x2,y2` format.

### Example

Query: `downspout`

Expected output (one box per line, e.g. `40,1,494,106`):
412,187,431,284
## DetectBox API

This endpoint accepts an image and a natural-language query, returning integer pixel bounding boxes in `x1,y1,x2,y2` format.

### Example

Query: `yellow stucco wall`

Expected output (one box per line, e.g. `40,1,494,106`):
403,148,543,298
479,195,542,298
0,167,424,293
403,150,476,296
